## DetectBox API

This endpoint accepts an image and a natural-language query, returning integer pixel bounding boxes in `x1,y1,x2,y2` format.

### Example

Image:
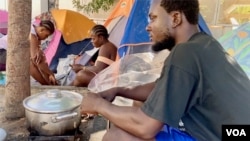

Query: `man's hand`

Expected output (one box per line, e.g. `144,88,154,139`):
81,92,102,115
69,64,84,73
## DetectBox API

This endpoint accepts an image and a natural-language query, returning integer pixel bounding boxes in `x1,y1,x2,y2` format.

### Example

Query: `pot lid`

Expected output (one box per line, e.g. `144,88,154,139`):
23,89,83,113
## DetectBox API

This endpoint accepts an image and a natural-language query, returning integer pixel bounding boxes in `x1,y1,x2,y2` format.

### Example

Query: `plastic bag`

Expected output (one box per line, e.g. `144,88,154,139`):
55,54,76,85
88,49,170,93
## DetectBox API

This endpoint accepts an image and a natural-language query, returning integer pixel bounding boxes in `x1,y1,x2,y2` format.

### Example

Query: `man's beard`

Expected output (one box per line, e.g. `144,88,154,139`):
151,36,175,52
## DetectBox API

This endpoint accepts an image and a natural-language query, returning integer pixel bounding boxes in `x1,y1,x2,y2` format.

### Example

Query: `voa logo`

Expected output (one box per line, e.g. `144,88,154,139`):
226,129,246,136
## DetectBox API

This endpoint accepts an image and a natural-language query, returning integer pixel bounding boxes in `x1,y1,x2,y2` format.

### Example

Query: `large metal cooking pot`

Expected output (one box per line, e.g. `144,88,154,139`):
23,89,83,136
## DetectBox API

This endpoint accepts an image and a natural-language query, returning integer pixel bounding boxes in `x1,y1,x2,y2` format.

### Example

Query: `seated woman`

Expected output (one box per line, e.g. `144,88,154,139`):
70,25,117,87
29,20,57,85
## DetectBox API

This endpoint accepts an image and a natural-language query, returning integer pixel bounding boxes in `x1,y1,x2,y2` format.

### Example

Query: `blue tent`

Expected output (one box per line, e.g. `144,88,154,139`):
118,0,151,57
198,13,212,35
118,0,211,57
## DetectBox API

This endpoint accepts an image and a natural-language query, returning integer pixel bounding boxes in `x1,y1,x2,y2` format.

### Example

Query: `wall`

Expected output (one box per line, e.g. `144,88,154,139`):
0,0,8,10
209,25,234,39
32,0,49,18
58,0,75,11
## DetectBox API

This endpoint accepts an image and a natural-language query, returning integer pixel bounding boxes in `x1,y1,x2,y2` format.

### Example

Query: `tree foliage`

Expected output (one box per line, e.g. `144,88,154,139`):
72,0,115,14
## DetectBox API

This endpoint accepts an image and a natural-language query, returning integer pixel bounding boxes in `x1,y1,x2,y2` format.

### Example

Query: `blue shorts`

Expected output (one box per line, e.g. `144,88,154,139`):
155,125,196,141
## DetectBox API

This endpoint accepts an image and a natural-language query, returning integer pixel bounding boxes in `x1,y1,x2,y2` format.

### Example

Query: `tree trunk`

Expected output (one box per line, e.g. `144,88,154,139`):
4,0,31,119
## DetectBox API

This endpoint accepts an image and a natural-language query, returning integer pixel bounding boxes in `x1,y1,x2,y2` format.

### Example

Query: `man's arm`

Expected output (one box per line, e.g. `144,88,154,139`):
99,82,155,102
81,93,163,139
117,82,155,101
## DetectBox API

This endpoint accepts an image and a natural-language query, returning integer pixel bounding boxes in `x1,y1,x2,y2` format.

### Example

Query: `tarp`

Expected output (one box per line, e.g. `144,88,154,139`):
218,22,250,78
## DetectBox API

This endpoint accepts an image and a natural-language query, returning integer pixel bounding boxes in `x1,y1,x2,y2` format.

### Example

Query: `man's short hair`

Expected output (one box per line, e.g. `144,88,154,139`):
160,0,199,24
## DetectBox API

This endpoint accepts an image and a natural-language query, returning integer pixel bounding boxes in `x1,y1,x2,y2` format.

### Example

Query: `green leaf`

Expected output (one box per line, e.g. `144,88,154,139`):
72,0,115,14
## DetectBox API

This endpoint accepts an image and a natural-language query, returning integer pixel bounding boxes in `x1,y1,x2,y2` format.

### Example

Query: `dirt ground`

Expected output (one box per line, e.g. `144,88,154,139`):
0,86,107,141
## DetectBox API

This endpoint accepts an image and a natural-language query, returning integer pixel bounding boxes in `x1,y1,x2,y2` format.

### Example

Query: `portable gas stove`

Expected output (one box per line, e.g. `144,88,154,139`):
28,127,83,141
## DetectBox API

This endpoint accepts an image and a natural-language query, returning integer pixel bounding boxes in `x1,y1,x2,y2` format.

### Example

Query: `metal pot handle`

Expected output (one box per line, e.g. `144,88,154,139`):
51,112,78,123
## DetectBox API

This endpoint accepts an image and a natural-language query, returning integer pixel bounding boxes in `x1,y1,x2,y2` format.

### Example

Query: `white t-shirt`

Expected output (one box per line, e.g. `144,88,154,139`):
0,20,39,50
30,19,39,38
